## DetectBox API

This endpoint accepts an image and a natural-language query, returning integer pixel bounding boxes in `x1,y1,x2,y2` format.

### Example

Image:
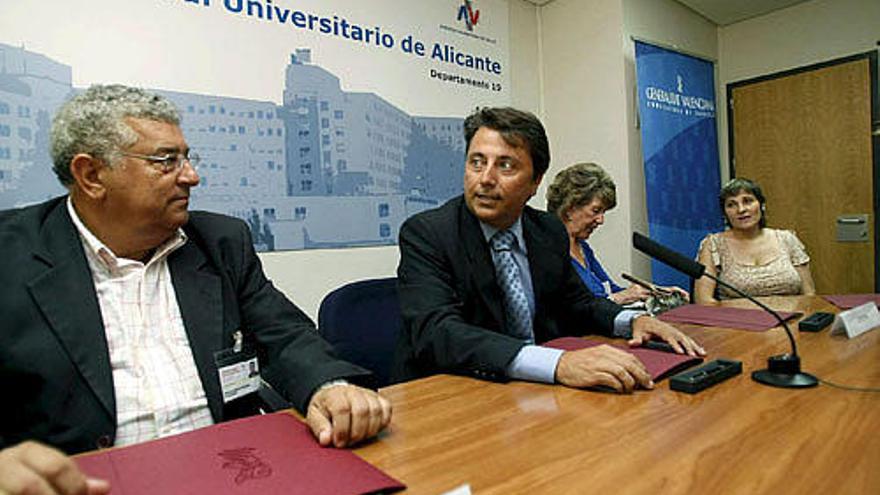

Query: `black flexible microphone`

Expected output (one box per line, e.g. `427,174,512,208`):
632,232,817,388
633,231,706,280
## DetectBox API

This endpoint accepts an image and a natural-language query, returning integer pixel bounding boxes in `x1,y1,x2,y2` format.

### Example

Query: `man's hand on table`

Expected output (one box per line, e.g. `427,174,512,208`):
555,345,654,393
0,441,109,495
306,384,392,448
629,316,706,357
554,316,704,393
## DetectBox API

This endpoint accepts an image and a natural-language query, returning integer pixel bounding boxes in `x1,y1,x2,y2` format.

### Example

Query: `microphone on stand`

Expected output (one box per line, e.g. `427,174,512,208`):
633,232,817,388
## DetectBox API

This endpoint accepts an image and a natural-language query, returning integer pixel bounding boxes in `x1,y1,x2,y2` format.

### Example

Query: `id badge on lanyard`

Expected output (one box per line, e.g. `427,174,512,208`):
214,330,260,403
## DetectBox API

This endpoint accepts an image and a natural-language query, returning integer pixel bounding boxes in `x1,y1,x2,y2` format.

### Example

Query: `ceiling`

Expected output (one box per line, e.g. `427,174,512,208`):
522,0,813,26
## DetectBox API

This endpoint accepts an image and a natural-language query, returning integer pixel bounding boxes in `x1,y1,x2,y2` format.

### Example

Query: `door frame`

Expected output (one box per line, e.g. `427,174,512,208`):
726,50,880,292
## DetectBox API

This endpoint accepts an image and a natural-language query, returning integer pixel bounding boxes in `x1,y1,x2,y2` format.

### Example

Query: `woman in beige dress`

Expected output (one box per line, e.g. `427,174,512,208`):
694,178,816,304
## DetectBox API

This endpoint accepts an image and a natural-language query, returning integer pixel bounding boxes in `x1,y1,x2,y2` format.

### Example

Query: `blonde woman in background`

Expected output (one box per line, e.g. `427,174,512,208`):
547,162,687,304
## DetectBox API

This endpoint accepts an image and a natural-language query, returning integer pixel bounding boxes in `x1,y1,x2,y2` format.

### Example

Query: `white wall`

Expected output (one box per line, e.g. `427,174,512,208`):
537,0,630,283
259,0,542,320
538,0,715,283
717,0,880,176
508,0,543,115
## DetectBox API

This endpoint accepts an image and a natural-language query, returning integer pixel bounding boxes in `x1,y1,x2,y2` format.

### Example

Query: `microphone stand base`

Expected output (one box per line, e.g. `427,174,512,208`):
751,369,818,388
751,353,818,388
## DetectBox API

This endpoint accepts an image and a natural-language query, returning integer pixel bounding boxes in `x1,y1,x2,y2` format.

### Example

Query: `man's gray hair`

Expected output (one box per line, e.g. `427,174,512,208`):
50,84,180,185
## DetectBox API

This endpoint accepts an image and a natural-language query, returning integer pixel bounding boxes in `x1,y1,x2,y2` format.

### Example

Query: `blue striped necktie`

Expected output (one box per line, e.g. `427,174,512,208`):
490,229,533,342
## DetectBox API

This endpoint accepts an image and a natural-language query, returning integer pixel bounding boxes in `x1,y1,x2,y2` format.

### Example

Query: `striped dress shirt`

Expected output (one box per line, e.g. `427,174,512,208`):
67,199,213,446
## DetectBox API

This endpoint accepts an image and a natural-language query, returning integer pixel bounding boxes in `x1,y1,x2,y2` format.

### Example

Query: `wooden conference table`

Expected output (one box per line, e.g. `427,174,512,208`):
355,296,879,494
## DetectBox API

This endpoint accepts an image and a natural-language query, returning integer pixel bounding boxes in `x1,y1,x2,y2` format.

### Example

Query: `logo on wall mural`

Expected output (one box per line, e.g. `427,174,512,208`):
643,72,715,118
457,1,480,31
440,0,495,44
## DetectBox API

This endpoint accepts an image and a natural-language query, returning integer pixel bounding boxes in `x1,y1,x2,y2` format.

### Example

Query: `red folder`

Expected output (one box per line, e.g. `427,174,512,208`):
823,294,880,309
657,304,799,331
543,337,702,380
75,413,404,495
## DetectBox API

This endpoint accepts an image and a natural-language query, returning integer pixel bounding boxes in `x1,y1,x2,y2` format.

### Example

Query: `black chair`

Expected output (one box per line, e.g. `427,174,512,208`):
317,277,402,387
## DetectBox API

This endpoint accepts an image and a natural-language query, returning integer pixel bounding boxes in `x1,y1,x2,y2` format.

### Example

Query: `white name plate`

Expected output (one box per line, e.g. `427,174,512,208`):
831,302,880,339
441,484,472,495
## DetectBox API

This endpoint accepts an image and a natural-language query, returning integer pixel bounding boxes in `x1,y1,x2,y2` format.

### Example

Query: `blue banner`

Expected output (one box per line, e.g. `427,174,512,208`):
635,41,722,289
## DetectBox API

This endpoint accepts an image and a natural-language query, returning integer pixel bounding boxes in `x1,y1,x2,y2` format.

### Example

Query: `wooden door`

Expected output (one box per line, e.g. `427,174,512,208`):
729,55,876,294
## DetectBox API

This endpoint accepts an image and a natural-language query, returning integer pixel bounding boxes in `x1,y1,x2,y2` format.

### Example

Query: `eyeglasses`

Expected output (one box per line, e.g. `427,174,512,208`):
119,151,201,173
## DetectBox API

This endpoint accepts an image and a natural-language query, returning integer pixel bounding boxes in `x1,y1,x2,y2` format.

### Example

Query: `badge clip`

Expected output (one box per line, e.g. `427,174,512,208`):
233,330,243,353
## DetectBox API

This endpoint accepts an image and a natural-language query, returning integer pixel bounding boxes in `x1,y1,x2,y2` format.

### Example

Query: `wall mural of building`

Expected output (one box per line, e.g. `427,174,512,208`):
0,44,465,251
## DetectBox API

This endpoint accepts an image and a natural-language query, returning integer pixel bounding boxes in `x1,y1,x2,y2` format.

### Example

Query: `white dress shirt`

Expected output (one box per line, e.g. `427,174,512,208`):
67,199,213,446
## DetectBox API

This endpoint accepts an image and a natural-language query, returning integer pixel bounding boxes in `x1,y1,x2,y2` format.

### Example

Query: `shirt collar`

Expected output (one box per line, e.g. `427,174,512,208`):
479,216,527,254
66,196,187,270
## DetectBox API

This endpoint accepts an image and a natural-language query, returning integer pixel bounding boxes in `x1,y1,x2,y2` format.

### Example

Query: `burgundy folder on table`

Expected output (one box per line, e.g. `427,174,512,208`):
543,337,702,380
75,413,404,495
823,294,880,309
657,304,799,331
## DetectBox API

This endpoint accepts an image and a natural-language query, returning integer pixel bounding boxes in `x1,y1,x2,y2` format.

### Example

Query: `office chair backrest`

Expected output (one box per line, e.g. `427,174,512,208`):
317,277,401,387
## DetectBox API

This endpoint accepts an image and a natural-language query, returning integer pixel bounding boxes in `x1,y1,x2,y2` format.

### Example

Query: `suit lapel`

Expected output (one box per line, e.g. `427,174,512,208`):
523,209,557,319
169,240,226,421
458,200,505,327
27,201,115,420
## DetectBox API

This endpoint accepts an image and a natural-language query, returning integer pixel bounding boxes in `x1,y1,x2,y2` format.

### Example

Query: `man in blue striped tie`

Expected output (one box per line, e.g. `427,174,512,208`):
395,107,704,390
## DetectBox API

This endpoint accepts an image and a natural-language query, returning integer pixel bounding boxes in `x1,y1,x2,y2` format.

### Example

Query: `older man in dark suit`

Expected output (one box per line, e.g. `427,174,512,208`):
395,107,703,389
0,85,390,495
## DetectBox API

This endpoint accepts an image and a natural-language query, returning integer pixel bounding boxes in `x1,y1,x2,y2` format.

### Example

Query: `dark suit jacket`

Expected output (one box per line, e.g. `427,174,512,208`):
394,195,623,382
0,197,370,454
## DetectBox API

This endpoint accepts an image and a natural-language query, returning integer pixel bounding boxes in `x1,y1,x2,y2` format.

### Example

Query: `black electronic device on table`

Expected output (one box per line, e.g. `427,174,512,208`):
639,340,676,353
669,359,743,394
798,312,835,332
